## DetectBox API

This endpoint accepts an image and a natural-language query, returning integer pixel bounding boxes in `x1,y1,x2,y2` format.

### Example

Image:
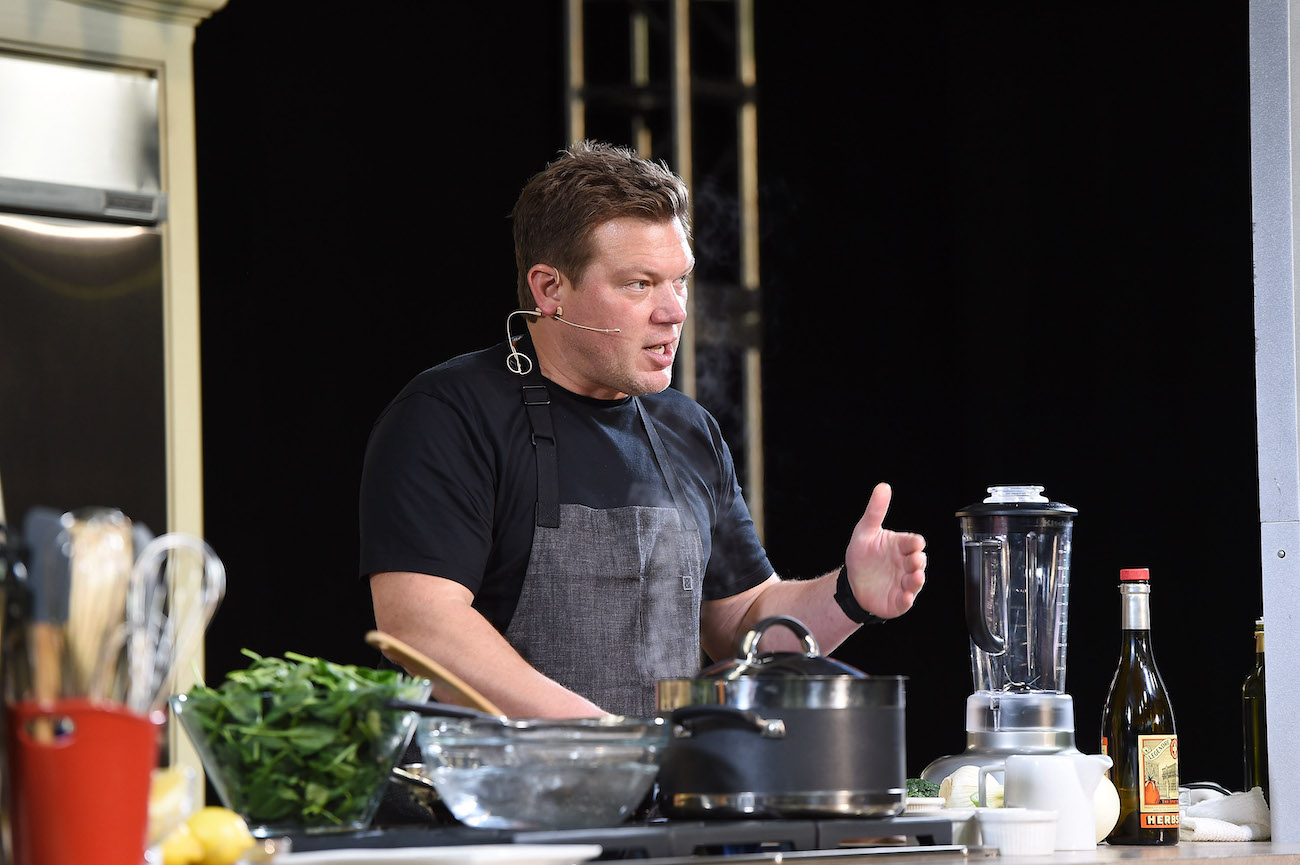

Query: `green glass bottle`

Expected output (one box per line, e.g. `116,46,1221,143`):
1242,617,1268,801
1101,567,1180,845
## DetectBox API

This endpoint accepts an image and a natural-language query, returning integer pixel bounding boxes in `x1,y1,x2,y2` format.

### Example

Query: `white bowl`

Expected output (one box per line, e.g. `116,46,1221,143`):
944,806,980,847
904,797,947,813
977,808,1058,856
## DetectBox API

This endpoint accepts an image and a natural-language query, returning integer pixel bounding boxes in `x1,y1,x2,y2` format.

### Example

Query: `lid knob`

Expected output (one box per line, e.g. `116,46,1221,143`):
985,485,1048,503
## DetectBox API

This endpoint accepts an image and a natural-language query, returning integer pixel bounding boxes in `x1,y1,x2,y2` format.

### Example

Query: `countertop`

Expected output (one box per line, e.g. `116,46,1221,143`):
628,842,1300,865
283,820,1300,864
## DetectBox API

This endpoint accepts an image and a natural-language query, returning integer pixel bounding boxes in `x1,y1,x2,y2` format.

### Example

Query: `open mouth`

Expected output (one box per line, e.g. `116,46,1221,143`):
646,340,676,361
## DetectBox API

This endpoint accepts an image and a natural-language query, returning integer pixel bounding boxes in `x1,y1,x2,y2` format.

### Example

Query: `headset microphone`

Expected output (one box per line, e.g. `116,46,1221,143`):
553,306,621,334
505,307,621,375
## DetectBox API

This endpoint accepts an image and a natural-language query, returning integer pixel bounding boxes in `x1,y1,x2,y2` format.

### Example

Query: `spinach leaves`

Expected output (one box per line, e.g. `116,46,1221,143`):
177,650,430,830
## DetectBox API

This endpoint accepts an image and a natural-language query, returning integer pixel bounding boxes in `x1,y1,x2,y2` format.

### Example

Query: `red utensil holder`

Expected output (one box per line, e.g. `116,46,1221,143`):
6,699,162,865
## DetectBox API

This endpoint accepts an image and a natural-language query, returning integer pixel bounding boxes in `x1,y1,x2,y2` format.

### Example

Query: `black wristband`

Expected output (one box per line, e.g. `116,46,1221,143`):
834,562,885,625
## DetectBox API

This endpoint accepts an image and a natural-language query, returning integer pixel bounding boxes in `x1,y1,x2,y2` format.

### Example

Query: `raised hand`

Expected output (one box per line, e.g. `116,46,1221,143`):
843,482,927,619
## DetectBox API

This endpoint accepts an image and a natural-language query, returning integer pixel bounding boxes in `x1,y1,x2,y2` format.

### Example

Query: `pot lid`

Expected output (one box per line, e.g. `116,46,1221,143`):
695,615,869,680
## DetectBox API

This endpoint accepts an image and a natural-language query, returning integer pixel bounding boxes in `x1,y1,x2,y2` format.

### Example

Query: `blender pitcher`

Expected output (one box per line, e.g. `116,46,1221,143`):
922,485,1080,783
961,485,1075,694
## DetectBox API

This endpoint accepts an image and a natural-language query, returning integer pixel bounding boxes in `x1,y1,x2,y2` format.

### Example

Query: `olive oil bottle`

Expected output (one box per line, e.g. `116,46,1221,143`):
1243,617,1268,801
1100,567,1179,845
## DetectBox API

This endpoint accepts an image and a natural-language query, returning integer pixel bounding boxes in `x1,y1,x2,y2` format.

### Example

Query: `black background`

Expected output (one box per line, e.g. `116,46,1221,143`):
192,3,1258,786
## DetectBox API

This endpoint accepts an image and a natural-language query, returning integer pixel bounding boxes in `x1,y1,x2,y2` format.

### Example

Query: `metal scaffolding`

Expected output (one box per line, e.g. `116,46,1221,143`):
564,0,766,537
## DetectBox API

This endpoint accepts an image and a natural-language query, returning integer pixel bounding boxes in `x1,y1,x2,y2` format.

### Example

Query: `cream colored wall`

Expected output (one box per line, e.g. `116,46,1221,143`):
0,0,227,775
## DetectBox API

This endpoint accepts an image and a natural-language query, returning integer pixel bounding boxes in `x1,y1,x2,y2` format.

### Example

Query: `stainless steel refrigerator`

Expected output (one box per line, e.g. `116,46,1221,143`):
0,49,168,535
0,48,170,864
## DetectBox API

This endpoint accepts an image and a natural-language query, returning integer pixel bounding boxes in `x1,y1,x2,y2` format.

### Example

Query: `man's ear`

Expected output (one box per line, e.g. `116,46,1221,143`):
526,265,563,315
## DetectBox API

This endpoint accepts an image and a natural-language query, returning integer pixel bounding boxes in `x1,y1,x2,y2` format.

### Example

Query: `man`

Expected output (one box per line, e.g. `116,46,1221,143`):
360,141,926,718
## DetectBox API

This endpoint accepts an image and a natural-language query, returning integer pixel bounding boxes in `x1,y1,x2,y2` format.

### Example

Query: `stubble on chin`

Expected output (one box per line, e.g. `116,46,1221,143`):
573,343,675,398
636,366,674,396
609,371,672,399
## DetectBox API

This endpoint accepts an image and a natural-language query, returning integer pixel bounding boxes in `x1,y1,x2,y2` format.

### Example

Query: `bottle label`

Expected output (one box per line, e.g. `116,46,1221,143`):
1137,733,1180,828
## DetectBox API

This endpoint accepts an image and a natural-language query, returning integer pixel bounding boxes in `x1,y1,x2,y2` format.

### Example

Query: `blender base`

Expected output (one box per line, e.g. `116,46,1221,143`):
921,692,1079,784
921,735,1081,784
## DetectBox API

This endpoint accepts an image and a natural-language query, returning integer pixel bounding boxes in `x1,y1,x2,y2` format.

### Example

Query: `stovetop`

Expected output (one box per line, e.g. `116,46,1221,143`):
288,815,955,860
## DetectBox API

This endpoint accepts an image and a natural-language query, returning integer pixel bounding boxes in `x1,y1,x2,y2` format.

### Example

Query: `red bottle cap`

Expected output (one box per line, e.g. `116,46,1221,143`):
1119,567,1150,581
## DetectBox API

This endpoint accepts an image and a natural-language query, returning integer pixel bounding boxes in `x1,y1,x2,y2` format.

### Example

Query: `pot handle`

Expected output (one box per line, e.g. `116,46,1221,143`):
738,615,820,661
669,704,786,739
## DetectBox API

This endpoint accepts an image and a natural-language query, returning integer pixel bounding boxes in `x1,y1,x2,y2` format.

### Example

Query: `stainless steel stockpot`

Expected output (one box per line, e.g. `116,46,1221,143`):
655,615,907,819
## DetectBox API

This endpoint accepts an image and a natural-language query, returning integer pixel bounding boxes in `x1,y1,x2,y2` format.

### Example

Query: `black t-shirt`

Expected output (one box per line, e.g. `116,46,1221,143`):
358,334,773,632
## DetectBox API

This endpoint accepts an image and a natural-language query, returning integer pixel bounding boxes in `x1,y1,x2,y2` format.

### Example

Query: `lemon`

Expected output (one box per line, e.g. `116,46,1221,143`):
149,766,199,843
185,806,256,865
158,823,204,865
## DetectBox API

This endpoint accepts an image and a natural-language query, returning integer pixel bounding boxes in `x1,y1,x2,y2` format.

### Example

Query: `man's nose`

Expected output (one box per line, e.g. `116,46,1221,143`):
652,283,688,323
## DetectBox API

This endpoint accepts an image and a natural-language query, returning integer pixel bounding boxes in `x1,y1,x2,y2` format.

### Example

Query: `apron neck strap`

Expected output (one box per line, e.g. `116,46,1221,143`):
514,333,561,528
633,396,698,533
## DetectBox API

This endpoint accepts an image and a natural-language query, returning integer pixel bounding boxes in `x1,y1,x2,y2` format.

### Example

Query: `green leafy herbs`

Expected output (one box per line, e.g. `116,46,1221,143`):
178,650,429,829
906,777,941,798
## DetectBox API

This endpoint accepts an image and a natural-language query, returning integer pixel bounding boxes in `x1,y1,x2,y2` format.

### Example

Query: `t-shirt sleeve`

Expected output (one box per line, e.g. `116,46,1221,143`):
700,425,773,601
357,389,495,593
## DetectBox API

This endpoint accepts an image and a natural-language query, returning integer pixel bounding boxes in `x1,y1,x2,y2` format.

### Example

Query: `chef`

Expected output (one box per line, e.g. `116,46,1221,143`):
359,141,927,718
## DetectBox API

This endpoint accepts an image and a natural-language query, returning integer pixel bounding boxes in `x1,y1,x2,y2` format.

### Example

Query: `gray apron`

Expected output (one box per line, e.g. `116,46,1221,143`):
506,387,705,716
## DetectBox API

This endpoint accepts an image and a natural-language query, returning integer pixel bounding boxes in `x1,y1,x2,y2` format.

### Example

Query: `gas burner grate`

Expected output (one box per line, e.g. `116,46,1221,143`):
289,815,955,860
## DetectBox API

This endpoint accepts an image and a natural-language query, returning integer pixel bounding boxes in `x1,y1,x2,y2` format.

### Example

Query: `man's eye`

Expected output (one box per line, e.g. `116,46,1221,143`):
627,280,650,291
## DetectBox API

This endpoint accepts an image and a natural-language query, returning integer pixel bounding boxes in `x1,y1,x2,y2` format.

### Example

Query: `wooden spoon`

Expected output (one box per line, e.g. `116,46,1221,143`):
365,630,504,716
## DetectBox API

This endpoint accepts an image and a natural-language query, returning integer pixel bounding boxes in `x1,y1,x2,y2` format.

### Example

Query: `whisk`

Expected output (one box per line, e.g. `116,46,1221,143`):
124,533,225,715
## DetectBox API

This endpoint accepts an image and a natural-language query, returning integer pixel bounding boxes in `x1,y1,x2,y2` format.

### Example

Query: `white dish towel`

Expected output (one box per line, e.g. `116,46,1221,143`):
1180,787,1270,841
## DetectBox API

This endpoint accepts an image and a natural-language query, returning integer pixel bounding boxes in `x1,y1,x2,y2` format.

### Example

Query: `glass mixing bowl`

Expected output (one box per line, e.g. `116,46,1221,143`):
172,674,431,837
412,711,671,830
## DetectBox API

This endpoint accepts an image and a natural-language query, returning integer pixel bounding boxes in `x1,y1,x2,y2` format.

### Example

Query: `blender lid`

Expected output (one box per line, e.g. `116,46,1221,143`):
956,484,1077,518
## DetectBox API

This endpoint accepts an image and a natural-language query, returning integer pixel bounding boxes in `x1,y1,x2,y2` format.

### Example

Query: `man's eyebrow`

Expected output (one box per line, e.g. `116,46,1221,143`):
614,262,693,281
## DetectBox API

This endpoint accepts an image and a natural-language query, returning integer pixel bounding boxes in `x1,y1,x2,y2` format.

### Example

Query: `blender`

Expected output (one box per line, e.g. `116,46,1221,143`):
922,485,1080,782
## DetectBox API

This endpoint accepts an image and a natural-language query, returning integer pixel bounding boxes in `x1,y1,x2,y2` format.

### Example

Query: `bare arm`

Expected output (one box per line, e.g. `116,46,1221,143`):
701,482,927,661
370,570,607,718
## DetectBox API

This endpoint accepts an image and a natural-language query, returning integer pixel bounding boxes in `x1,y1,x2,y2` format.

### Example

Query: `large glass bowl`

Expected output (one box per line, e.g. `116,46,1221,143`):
414,713,670,830
171,675,431,837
